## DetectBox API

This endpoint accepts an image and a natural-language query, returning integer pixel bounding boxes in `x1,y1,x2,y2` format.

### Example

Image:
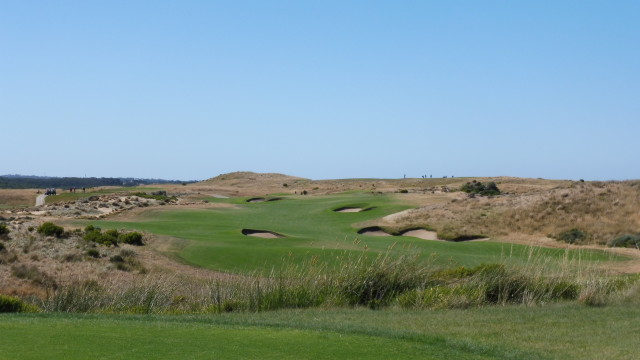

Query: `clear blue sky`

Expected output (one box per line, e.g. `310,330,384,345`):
1,1,638,180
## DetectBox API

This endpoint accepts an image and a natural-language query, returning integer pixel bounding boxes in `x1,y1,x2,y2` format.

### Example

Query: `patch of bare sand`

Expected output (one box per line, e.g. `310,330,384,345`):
247,232,281,238
335,207,363,213
241,229,285,238
401,229,439,240
359,228,392,236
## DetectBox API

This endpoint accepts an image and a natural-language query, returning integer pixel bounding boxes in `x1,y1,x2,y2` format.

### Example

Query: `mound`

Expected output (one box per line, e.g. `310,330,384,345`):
357,226,392,237
241,229,285,239
202,171,307,183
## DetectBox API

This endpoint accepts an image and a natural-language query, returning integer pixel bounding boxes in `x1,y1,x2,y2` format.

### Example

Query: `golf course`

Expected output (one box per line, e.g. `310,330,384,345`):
2,173,639,359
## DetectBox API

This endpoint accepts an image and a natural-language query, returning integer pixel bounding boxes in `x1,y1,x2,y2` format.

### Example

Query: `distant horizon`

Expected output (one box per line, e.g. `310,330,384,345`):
3,171,637,183
2,1,638,182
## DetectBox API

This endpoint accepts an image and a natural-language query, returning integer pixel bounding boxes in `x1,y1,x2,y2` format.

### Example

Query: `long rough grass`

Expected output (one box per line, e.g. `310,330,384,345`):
32,246,637,314
392,181,640,245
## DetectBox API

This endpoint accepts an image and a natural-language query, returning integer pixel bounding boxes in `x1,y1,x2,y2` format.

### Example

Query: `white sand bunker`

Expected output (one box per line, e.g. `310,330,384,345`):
241,229,285,238
399,228,439,240
357,226,392,236
334,207,374,213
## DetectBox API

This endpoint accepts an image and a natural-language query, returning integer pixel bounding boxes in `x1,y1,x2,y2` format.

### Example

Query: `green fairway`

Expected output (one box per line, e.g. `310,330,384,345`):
89,193,620,273
2,303,638,359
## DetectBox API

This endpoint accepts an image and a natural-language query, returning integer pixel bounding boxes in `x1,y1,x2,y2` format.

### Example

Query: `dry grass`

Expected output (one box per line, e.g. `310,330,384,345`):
385,180,640,246
0,189,37,209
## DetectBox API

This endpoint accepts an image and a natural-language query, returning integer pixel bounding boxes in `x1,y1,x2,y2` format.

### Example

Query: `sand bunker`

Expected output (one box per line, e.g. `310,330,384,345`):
399,228,439,240
247,197,282,203
357,226,392,236
241,229,285,238
334,207,374,213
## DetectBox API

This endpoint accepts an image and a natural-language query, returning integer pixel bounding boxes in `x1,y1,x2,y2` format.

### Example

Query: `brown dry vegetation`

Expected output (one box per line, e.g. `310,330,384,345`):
0,189,38,209
383,180,640,246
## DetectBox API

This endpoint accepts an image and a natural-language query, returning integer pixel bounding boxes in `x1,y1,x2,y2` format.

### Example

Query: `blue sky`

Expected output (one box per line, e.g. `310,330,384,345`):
1,1,638,180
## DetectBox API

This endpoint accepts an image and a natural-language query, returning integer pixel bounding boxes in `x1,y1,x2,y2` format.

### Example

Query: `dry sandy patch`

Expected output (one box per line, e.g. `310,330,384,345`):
400,229,439,240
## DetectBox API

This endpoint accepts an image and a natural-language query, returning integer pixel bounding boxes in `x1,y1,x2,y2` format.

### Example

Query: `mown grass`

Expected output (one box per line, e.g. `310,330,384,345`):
87,193,621,273
2,303,639,359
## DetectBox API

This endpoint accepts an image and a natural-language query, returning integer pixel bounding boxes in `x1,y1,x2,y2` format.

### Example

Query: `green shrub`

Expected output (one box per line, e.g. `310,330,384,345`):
0,223,9,238
120,232,144,246
398,189,409,193
460,180,501,196
37,222,65,238
86,249,100,258
555,228,587,244
83,228,117,246
133,192,177,202
0,295,38,313
609,234,640,249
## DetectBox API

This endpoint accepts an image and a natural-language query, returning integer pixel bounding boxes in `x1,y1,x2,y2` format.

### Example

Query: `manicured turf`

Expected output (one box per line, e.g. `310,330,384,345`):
90,193,621,273
2,303,638,359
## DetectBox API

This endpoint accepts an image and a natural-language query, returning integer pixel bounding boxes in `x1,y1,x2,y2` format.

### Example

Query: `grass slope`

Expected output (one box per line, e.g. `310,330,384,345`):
89,193,620,273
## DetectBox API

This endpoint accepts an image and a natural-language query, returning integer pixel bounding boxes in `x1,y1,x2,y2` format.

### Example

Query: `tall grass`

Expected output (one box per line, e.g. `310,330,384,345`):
35,246,636,314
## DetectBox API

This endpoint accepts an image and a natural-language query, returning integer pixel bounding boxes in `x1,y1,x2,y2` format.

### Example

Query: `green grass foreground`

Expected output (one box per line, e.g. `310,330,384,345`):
1,304,638,359
90,193,620,273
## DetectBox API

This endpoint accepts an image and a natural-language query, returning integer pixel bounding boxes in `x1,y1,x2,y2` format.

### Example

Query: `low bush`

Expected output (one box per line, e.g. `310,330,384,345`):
84,226,144,246
133,192,177,203
37,222,65,238
0,295,39,313
608,234,640,249
555,228,587,244
0,223,9,238
84,228,117,246
86,249,100,258
120,232,144,246
460,180,501,196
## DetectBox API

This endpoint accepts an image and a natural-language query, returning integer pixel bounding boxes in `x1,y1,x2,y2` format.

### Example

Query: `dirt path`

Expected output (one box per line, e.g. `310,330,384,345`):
35,194,46,207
